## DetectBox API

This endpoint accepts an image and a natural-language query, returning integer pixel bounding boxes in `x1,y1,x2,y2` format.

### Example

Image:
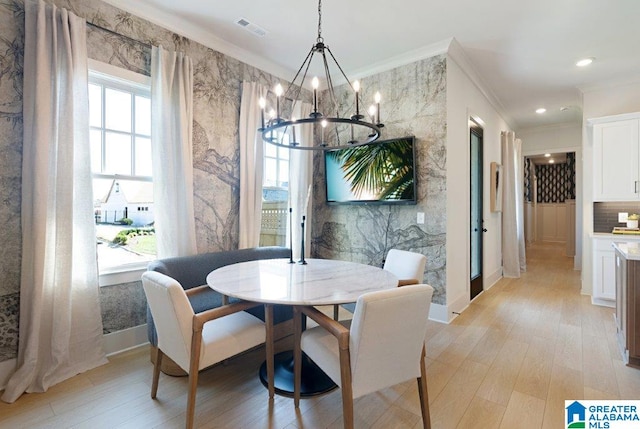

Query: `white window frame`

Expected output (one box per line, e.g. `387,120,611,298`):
263,131,290,191
89,60,153,286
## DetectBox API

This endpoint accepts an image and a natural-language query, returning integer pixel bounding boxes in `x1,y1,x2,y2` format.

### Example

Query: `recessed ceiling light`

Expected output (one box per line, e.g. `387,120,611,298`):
576,57,594,67
536,108,547,114
549,159,555,164
544,153,551,157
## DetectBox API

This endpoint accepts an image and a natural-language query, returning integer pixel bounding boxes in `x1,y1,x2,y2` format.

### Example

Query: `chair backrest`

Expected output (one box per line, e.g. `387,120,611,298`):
142,271,195,372
349,284,434,398
383,249,427,283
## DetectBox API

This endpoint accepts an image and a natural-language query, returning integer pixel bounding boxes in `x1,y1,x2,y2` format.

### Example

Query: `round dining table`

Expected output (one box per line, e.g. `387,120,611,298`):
206,258,398,397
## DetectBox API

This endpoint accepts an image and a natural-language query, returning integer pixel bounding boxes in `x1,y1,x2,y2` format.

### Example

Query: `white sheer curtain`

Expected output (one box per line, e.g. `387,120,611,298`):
2,0,107,403
239,82,266,248
151,46,197,258
288,102,313,260
501,131,527,277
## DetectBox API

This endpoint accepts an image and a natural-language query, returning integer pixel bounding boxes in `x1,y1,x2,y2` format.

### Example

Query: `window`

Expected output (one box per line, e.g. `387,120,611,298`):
264,132,290,189
88,61,155,280
260,132,289,247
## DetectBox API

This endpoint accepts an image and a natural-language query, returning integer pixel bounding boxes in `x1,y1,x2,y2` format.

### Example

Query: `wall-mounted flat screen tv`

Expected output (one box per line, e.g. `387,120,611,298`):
325,136,416,205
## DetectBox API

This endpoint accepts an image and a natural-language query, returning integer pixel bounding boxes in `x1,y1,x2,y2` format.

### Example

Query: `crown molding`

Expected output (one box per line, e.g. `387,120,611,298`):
100,0,293,82
518,121,582,134
347,38,452,81
446,38,516,130
578,74,640,93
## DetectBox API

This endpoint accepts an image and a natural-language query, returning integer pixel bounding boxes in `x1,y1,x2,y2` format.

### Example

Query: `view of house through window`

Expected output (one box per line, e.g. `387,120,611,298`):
260,132,289,247
89,65,156,273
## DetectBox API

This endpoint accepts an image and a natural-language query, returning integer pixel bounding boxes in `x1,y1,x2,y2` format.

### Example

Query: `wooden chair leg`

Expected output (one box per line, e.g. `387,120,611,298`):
265,304,275,399
293,306,303,408
339,347,354,429
417,346,431,429
151,347,163,399
186,331,203,429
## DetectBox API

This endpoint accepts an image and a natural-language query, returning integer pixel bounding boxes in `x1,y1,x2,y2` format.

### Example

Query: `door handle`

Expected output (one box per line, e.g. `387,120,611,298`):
482,228,488,232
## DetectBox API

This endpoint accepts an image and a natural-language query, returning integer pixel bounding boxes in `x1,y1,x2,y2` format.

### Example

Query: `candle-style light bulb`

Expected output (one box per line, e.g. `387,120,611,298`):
275,83,283,120
312,77,319,115
374,91,381,124
353,80,361,117
368,105,376,123
259,97,266,129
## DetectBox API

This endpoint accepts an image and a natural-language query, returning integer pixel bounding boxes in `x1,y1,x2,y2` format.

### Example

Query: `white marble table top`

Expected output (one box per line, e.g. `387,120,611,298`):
206,258,398,305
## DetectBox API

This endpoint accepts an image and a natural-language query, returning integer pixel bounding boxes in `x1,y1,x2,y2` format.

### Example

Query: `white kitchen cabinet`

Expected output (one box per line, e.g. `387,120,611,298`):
593,234,640,307
593,237,616,305
591,115,640,201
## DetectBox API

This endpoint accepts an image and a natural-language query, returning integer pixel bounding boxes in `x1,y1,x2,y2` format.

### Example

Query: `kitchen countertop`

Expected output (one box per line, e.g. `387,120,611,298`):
592,232,640,240
612,241,640,261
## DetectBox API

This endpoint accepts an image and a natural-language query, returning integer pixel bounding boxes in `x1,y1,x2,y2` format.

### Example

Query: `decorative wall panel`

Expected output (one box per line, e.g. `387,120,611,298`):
0,0,294,362
311,56,448,305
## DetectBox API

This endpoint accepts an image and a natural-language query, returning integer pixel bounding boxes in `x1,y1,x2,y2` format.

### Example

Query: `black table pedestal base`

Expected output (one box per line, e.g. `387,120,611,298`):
259,350,337,398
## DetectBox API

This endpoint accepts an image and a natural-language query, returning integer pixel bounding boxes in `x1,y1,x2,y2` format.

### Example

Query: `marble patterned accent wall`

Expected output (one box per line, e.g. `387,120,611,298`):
0,0,298,361
311,55,448,304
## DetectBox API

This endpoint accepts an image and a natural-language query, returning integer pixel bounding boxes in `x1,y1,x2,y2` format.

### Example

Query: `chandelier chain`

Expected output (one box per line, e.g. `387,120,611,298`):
317,0,323,43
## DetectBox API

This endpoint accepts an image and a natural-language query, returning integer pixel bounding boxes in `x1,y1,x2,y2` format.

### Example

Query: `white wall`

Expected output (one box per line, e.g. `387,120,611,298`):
446,52,512,320
581,80,640,296
519,123,582,270
519,123,581,154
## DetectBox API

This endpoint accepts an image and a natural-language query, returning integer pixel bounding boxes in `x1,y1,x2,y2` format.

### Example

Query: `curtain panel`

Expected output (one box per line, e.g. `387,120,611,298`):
288,102,313,259
239,82,266,248
151,46,197,258
501,130,527,277
2,0,107,403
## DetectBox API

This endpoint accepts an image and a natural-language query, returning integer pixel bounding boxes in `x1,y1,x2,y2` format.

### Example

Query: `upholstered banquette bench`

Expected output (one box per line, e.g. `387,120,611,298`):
146,246,294,375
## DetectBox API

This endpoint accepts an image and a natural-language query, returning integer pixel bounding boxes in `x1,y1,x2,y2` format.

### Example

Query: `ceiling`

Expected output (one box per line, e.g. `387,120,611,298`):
105,0,640,130
527,153,568,165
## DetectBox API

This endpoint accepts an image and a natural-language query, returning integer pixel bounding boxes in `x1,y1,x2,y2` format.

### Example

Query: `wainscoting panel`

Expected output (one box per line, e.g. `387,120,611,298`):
537,203,567,243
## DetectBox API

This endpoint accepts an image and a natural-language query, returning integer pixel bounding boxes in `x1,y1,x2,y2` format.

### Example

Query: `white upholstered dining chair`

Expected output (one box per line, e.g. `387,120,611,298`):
335,248,427,319
296,284,434,429
141,271,267,429
383,248,427,286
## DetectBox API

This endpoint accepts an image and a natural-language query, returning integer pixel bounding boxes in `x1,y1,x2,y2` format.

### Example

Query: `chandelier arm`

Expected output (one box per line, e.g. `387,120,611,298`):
283,47,315,99
320,50,339,117
292,50,316,108
325,45,363,114
320,51,344,145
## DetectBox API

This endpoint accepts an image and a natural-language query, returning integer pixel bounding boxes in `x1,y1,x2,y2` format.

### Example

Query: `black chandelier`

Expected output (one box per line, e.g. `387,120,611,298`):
258,0,384,151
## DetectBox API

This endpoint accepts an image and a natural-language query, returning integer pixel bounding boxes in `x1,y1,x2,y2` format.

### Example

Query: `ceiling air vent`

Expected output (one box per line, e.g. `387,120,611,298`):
235,17,268,37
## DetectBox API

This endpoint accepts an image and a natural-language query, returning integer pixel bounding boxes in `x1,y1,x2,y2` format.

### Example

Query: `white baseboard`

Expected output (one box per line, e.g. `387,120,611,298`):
485,268,503,291
591,297,615,308
103,324,149,356
0,358,17,391
0,325,149,391
428,303,450,324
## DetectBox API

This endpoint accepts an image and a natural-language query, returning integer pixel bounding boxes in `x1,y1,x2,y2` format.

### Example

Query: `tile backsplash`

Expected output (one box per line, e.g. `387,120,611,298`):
593,202,640,232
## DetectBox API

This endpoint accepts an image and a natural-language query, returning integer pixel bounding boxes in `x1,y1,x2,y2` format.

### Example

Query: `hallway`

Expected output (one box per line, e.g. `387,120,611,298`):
422,241,640,428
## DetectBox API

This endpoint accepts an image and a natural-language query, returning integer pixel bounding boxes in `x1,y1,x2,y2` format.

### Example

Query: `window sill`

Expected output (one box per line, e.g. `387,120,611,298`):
99,262,148,287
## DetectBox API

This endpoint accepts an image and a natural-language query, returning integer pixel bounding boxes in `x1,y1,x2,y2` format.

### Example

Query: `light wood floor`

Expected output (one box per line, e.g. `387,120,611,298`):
1,242,639,428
